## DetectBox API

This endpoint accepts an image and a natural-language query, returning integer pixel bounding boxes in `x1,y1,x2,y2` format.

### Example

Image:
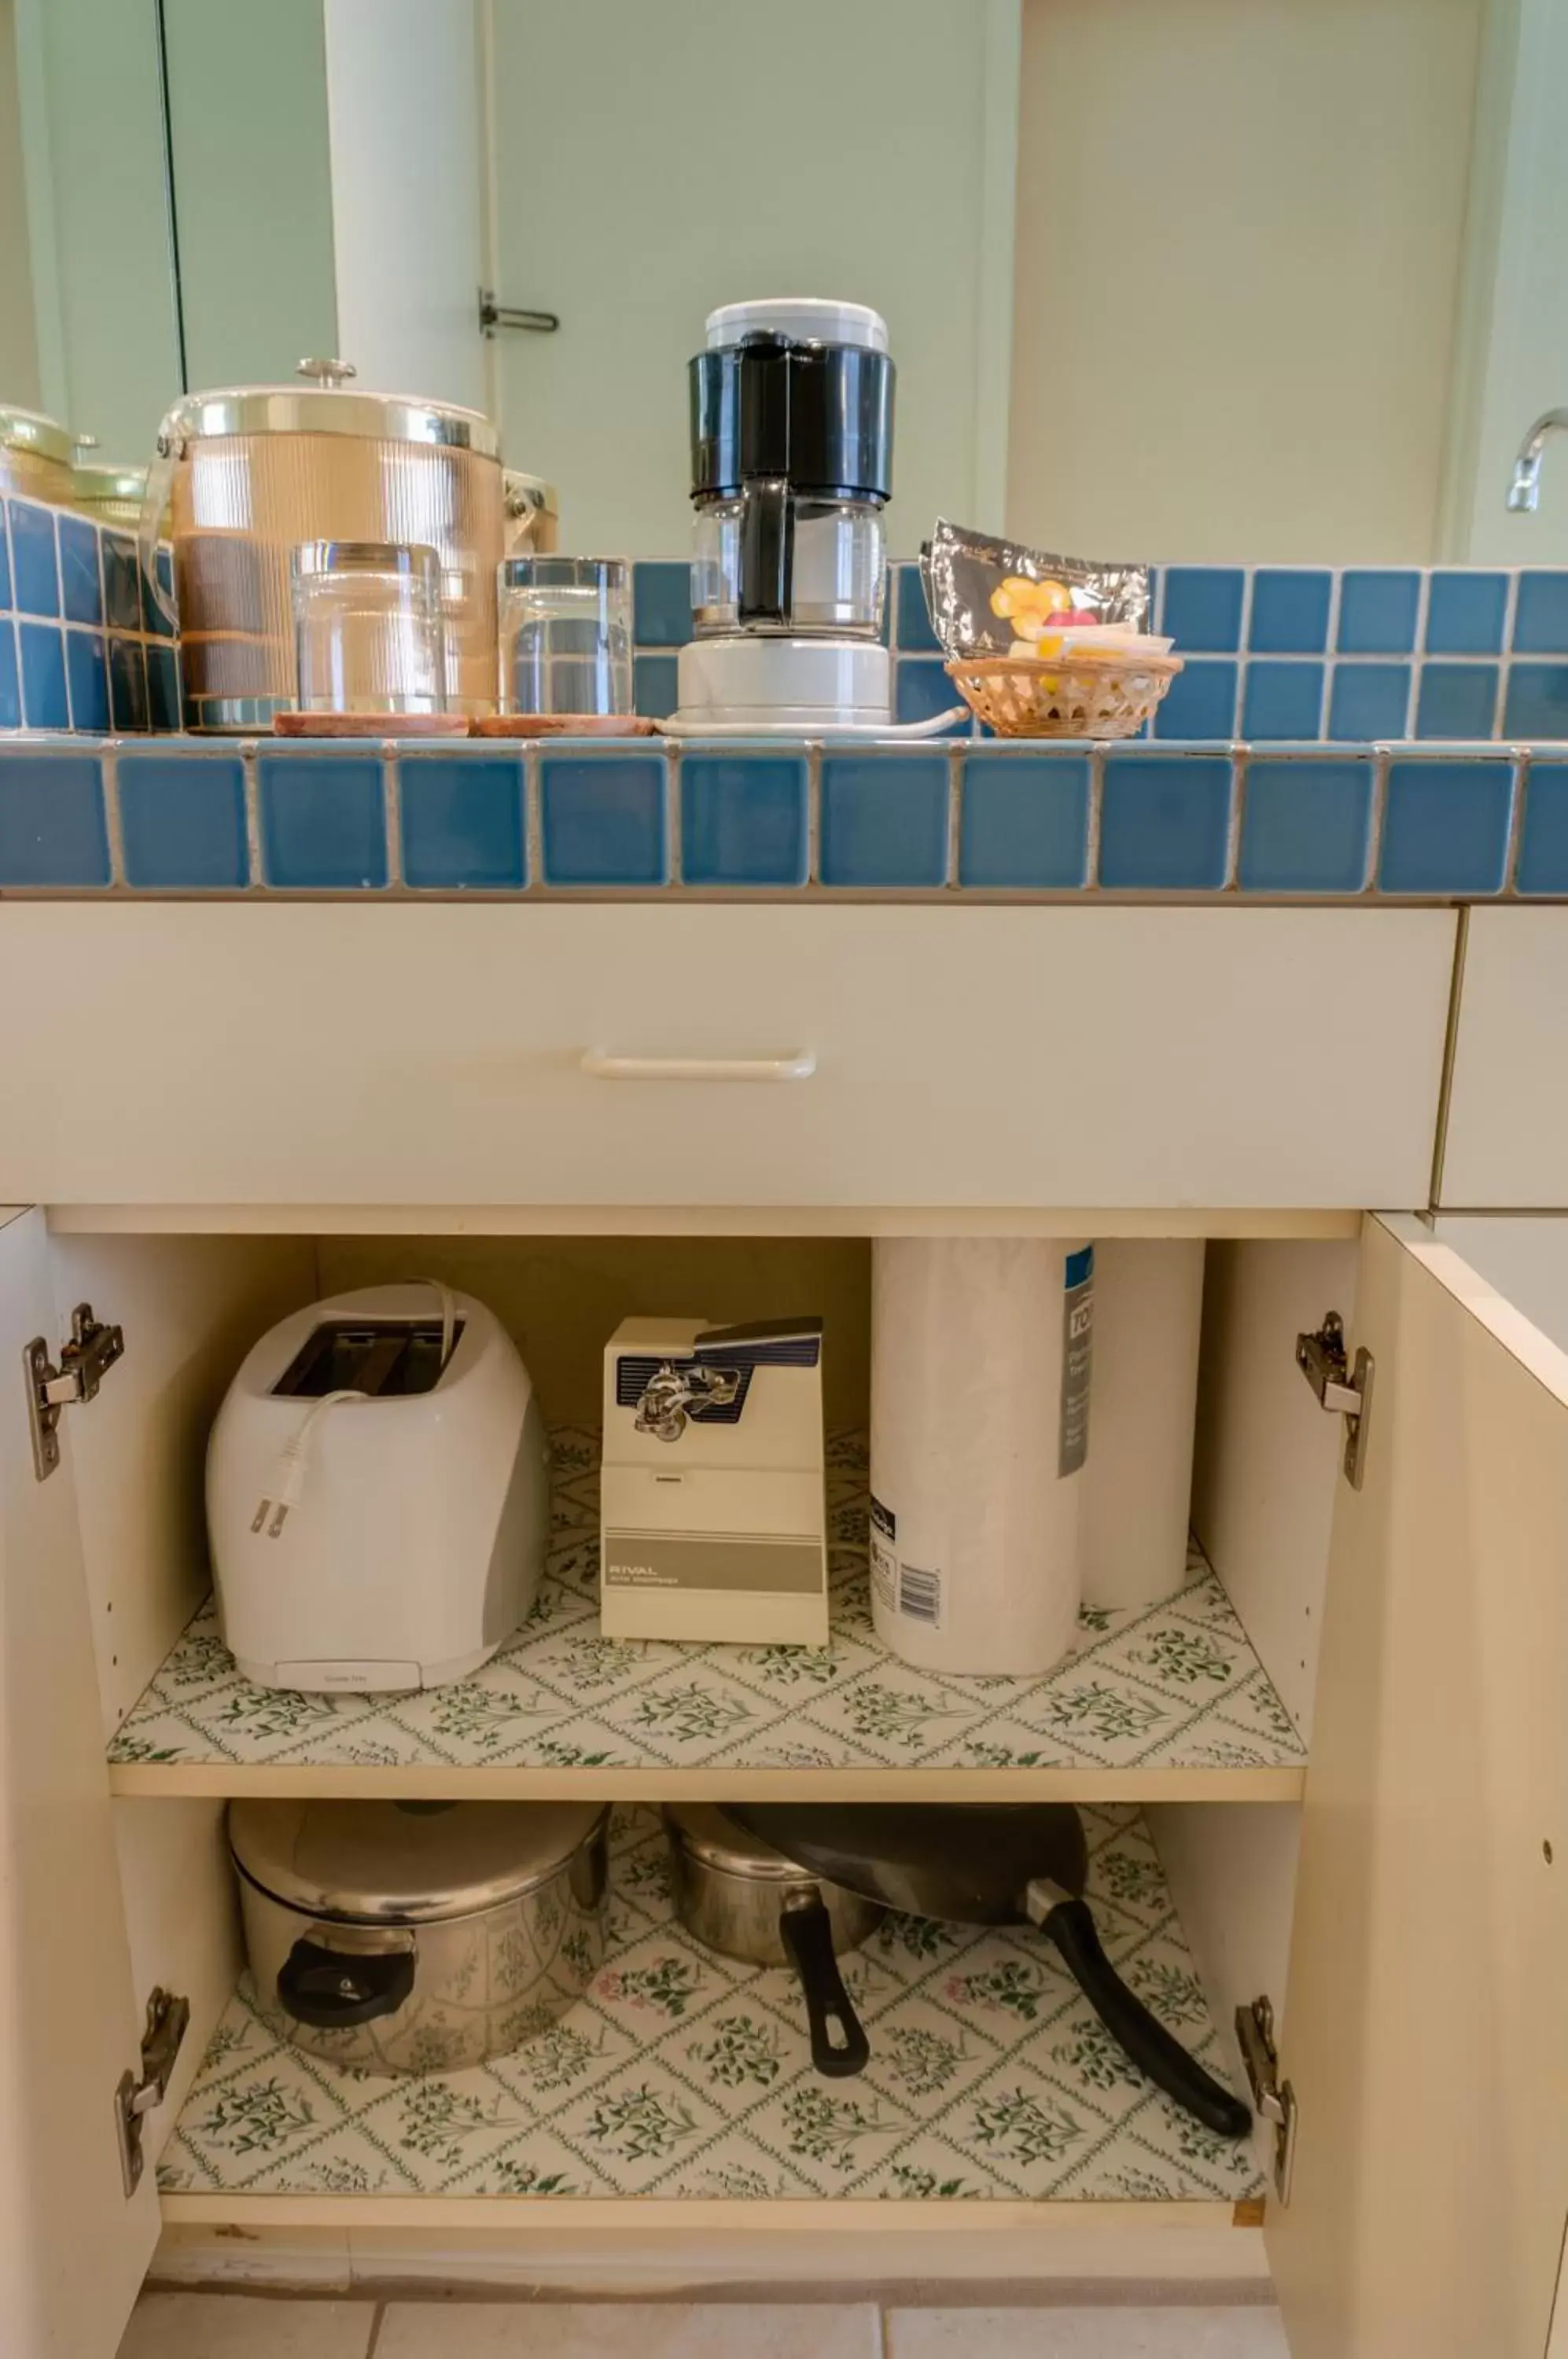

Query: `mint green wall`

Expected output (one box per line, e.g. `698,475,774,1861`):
0,0,42,409
163,0,337,392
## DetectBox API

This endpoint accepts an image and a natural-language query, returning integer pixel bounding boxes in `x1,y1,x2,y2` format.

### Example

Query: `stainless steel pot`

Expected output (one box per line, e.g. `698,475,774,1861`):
663,1804,882,2077
228,1798,608,2072
143,359,507,730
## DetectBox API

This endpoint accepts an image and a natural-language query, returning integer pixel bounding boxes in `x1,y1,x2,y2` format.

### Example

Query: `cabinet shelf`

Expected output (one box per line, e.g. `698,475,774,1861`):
108,1433,1305,1802
156,1805,1264,2228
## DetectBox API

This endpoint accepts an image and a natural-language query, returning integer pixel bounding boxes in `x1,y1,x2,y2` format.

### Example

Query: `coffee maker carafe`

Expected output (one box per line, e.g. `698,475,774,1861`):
675,299,896,730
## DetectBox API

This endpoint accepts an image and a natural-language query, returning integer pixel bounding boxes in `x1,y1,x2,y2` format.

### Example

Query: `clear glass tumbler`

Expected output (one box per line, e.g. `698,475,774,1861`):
499,555,632,716
291,540,446,715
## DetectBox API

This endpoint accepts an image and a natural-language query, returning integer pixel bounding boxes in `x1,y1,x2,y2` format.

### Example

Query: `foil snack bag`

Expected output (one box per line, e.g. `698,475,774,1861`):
921,519,1150,659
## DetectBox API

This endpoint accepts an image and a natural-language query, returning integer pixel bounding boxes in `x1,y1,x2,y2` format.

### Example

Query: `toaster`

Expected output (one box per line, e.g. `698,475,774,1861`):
600,1316,828,1647
207,1283,548,1691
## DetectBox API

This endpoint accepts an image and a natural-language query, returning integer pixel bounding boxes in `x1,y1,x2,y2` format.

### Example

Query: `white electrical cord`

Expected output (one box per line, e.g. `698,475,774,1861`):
252,1389,366,1540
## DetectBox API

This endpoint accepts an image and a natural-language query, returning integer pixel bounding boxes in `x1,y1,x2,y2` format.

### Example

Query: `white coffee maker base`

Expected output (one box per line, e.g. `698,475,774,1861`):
674,634,893,728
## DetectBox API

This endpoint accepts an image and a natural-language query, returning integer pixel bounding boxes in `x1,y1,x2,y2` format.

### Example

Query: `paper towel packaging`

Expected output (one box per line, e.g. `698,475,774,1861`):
1080,1239,1205,1611
870,1237,1091,1675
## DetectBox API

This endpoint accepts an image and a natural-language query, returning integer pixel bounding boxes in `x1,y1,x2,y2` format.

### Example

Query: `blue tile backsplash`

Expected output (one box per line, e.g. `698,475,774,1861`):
2,493,174,736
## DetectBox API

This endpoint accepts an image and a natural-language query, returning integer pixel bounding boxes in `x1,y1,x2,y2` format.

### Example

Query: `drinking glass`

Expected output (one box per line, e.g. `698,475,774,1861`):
499,555,632,716
291,540,445,714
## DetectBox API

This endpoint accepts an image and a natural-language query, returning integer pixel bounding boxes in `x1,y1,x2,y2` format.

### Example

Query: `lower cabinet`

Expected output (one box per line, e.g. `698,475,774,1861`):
2,1203,1565,2359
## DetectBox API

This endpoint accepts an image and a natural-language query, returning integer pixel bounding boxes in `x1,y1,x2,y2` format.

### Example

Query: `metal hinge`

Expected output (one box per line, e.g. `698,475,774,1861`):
24,1301,124,1481
478,286,560,336
1295,1309,1374,1489
1235,1995,1297,2206
114,1986,190,2196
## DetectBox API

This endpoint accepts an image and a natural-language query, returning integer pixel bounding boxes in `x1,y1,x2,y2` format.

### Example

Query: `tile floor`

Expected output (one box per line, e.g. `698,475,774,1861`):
117,2292,1293,2357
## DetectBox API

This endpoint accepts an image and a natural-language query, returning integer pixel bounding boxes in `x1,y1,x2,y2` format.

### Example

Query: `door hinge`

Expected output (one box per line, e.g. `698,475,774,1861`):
114,1986,189,2196
478,285,560,335
1235,1994,1297,2206
24,1301,124,1481
1295,1309,1374,1489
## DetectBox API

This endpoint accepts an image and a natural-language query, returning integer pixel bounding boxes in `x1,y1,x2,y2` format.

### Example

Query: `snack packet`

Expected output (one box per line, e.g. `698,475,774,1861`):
920,519,1150,660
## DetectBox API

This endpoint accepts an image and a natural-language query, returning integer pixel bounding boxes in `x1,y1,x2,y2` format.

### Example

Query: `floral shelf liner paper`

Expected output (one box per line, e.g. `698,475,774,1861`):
110,1432,1303,1779
160,1802,1262,2205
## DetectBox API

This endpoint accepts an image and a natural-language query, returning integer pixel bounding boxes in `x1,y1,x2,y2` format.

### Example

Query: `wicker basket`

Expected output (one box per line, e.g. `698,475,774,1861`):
947,652,1183,740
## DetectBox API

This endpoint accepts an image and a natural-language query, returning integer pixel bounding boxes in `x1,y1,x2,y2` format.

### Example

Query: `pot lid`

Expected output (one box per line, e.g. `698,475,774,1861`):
0,404,74,466
229,1798,605,1924
663,1802,813,1883
161,359,501,459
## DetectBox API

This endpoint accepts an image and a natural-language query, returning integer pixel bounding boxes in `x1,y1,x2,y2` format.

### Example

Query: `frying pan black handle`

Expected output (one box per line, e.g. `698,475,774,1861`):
779,1893,870,2078
278,1937,415,2029
1040,1899,1251,2139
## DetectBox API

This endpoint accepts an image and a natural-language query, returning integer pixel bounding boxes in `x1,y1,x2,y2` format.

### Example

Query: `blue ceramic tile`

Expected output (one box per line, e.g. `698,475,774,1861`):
57,512,102,626
259,751,388,889
118,751,248,888
1239,757,1372,892
0,752,110,884
64,629,109,732
400,750,526,889
1242,661,1324,741
1248,570,1331,654
896,565,941,653
1380,759,1512,894
634,653,679,719
632,562,694,648
959,751,1090,887
894,657,966,731
1517,763,1568,893
1415,664,1498,739
153,547,176,636
1512,573,1568,654
540,753,667,885
146,642,180,731
0,499,9,608
819,754,948,887
1154,658,1237,740
101,532,141,632
8,500,58,616
1504,664,1568,740
19,622,68,728
0,622,18,730
1161,568,1244,653
1327,662,1411,741
681,753,808,886
1099,754,1232,889
109,636,148,732
1426,572,1507,655
1337,571,1419,655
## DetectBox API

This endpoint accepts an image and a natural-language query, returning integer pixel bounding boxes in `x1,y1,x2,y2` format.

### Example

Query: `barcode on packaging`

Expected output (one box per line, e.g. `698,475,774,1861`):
897,1562,942,1625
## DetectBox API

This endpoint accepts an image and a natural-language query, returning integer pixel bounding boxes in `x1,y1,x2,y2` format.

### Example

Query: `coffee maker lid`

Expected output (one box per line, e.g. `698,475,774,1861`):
705,299,889,354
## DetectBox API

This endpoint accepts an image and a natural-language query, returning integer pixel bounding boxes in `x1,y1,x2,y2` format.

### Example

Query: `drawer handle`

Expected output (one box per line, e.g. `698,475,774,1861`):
580,1050,817,1083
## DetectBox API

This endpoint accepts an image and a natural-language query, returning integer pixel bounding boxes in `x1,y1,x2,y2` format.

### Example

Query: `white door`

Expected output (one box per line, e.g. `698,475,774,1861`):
0,1209,160,2358
1268,1213,1568,2357
484,0,1019,554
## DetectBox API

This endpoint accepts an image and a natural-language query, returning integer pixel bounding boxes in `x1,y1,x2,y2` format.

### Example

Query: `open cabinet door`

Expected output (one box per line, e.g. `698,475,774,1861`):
0,1210,160,2357
1268,1213,1568,2358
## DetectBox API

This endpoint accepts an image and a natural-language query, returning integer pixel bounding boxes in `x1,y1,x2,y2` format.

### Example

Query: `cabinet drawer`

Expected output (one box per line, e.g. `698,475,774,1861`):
0,903,1455,1209
1442,908,1568,1207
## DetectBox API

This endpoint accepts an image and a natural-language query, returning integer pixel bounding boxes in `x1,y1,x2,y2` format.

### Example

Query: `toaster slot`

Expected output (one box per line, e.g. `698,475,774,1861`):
272,1318,462,1399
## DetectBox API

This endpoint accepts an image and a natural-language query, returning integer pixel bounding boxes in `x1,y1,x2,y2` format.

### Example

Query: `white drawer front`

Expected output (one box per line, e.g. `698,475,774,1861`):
0,903,1455,1209
1444,909,1568,1208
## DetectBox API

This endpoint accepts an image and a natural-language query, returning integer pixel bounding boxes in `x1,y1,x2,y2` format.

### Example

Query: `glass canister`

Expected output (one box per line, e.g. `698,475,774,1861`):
691,495,886,635
0,405,75,505
499,556,632,716
291,541,446,715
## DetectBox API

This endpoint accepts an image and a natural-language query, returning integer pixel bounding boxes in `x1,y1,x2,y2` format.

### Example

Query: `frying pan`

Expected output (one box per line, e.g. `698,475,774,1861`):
729,1802,1251,2138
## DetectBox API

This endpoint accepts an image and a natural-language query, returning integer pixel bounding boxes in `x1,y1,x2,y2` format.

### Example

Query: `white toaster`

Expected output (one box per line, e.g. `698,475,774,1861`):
207,1283,548,1692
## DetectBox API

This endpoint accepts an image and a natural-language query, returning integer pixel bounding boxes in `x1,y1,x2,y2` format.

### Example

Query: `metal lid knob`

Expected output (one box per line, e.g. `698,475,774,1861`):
296,359,359,389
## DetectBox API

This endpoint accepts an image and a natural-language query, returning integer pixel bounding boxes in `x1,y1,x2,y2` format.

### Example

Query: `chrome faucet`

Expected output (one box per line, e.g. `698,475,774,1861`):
1507,410,1568,512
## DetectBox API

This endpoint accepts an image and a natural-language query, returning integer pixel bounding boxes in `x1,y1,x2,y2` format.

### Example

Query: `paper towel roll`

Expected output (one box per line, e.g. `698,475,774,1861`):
870,1237,1090,1675
1080,1238,1205,1611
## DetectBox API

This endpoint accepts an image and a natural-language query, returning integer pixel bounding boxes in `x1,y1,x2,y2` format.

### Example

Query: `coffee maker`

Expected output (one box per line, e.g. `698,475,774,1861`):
675,300,896,731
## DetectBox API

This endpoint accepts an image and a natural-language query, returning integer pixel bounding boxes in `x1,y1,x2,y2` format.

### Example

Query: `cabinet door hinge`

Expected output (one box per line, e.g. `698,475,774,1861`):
1295,1309,1374,1489
24,1301,124,1481
114,1986,189,2197
1235,1994,1297,2206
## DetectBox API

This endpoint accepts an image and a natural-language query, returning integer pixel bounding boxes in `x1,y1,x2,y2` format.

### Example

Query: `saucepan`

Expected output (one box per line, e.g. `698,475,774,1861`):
730,1801,1251,2136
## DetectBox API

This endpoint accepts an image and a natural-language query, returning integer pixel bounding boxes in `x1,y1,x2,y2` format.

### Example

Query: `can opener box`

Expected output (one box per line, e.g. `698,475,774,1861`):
600,1316,829,1647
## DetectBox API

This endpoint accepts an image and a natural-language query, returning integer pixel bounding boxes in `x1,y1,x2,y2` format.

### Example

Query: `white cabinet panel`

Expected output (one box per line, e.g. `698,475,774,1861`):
0,906,1454,1212
1442,907,1568,1206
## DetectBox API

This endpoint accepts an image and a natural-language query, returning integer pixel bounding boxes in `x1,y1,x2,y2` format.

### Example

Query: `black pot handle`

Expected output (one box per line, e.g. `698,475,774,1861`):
1036,1896,1251,2139
779,1892,870,2078
278,1936,415,2029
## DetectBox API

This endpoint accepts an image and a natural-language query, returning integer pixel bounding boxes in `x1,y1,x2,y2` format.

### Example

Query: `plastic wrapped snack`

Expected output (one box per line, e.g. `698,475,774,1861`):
920,519,1153,659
